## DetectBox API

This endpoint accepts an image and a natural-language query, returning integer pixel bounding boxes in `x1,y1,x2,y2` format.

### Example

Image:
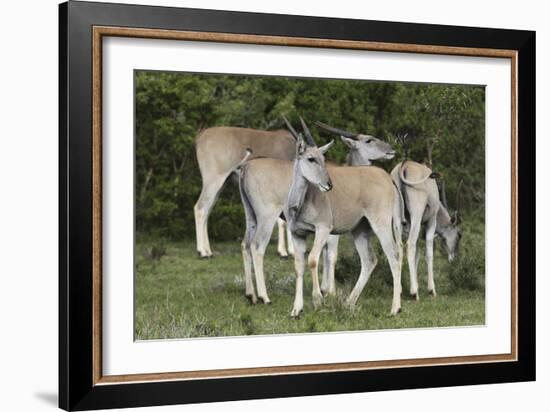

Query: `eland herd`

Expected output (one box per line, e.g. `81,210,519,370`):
194,116,461,317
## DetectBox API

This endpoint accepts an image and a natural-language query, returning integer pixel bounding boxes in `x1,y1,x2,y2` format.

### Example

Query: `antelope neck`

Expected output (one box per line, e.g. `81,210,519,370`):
347,150,372,166
436,203,452,234
287,161,310,231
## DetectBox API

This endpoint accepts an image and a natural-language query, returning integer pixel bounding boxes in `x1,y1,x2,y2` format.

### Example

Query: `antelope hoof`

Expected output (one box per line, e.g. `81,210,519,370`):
279,254,289,260
290,308,303,318
410,292,419,301
246,294,257,305
321,288,335,298
390,307,402,316
258,296,271,305
428,289,437,298
345,298,356,311
197,251,212,259
312,294,323,309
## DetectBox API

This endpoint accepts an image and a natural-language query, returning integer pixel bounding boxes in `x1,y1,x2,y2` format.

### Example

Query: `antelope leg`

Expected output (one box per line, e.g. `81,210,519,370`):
320,243,329,294
203,219,213,257
425,216,437,297
321,235,339,296
308,228,330,309
406,217,422,300
193,175,226,258
276,218,288,258
250,221,275,304
291,235,307,317
372,220,403,315
346,229,377,308
241,237,256,304
286,223,295,256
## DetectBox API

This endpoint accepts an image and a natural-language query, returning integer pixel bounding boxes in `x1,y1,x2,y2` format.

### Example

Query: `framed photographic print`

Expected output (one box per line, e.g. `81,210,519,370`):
59,1,535,410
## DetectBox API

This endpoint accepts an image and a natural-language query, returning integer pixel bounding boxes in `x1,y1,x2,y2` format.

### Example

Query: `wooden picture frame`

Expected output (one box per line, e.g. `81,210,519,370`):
59,1,535,410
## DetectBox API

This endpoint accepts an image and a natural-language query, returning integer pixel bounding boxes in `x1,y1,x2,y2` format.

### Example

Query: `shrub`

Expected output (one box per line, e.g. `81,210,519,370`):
334,249,393,295
239,314,255,335
207,202,245,241
144,238,167,261
444,216,486,293
193,321,220,337
446,254,484,292
334,253,360,285
307,318,317,333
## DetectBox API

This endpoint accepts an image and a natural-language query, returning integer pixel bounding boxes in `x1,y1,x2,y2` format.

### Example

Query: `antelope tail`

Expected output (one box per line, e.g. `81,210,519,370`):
392,180,406,224
392,184,405,247
238,160,258,246
234,148,253,173
399,162,436,186
392,184,404,276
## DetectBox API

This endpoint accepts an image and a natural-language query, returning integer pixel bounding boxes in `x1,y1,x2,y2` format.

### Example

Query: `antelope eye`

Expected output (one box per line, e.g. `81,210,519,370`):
307,157,316,163
365,139,374,144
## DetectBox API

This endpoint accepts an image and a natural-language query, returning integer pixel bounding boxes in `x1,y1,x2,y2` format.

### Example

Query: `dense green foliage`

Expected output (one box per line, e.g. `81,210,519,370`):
135,71,485,240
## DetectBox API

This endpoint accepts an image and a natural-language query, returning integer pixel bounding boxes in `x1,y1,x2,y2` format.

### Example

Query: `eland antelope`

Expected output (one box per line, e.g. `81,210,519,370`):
238,121,396,305
315,121,397,295
194,127,296,258
391,160,461,299
240,117,403,316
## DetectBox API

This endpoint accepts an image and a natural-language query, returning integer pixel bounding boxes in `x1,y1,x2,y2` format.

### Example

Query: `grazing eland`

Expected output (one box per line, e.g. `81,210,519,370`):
240,117,403,316
194,127,296,258
237,121,396,304
391,160,461,299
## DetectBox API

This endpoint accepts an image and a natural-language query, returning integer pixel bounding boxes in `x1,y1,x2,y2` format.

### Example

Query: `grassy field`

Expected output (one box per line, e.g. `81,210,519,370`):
135,221,485,340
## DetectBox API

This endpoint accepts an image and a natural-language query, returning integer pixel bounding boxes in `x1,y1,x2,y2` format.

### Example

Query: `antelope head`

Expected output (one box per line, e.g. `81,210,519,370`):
283,116,334,192
439,222,461,262
438,179,462,262
393,130,418,158
316,121,395,163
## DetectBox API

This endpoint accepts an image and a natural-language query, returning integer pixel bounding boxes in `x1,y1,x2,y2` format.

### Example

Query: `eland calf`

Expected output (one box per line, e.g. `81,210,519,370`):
282,118,403,317
391,160,461,299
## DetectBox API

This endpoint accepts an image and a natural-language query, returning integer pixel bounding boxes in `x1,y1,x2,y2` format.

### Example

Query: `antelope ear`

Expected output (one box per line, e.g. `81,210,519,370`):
340,135,357,149
318,139,335,154
297,135,306,155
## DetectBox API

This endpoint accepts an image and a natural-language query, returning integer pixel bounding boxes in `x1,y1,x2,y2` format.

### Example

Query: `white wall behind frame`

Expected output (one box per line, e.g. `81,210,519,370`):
0,1,546,412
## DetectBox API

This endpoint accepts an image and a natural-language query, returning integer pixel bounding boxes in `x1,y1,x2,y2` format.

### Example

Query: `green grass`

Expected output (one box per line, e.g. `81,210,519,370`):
135,225,485,340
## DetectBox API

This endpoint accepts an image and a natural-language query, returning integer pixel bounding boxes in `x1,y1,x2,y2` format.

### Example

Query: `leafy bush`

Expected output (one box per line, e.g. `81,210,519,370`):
444,216,485,292
135,71,485,241
207,202,245,241
334,253,359,285
239,314,255,335
446,254,485,291
334,249,393,295
193,321,221,337
143,238,167,262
